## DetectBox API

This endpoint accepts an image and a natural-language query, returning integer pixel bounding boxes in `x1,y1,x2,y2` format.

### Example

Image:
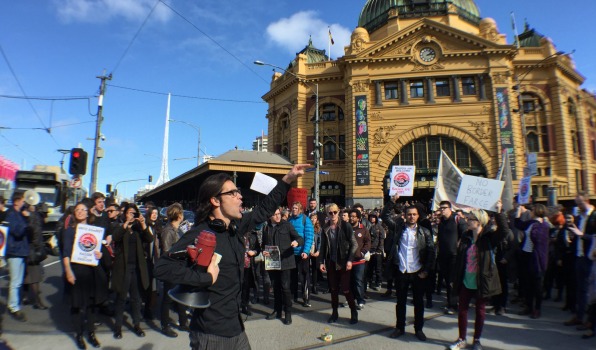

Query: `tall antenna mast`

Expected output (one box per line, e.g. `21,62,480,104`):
156,93,171,186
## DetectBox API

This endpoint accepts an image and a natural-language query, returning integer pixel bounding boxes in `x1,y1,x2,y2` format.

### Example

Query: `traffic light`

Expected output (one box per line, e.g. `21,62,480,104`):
148,175,153,183
69,148,88,175
106,184,112,193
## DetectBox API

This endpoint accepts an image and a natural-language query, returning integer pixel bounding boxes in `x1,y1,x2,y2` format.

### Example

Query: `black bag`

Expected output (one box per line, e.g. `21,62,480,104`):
29,247,48,265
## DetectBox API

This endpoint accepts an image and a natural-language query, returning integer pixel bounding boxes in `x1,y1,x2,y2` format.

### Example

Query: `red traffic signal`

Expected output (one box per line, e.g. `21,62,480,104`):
69,148,88,175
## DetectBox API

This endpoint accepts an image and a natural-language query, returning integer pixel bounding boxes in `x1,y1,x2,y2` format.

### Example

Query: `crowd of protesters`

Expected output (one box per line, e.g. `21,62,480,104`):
1,185,595,349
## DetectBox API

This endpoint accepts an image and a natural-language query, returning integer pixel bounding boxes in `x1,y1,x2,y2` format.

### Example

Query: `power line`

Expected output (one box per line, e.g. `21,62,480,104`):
158,0,269,84
0,133,43,163
107,83,265,104
0,94,95,101
111,0,161,75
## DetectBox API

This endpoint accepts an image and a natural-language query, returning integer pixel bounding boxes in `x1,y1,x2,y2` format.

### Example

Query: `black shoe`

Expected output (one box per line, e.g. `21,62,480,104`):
284,311,292,325
328,310,339,323
87,332,100,348
75,334,86,349
266,310,282,320
133,325,145,337
350,309,358,324
33,302,49,310
161,325,178,338
389,329,405,338
363,294,371,300
9,310,27,322
415,330,427,341
113,330,122,339
303,301,312,308
241,306,252,316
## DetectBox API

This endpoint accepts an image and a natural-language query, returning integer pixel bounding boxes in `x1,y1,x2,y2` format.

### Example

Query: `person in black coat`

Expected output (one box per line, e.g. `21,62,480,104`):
382,196,435,341
241,229,262,317
262,208,303,324
319,203,359,325
111,204,154,340
154,165,307,350
62,202,110,349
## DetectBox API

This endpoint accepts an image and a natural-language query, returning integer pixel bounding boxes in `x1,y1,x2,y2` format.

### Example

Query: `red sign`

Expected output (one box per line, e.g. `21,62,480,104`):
287,188,308,210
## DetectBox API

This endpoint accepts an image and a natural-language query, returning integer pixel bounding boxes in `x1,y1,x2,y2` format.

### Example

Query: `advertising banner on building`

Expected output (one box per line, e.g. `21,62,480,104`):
355,95,370,185
389,165,416,196
496,87,517,179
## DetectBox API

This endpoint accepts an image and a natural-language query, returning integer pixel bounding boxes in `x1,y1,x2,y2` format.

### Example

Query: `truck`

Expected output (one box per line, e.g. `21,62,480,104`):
14,166,86,255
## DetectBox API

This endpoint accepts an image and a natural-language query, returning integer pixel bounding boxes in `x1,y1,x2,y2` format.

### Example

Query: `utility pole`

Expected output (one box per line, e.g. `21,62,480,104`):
90,72,112,194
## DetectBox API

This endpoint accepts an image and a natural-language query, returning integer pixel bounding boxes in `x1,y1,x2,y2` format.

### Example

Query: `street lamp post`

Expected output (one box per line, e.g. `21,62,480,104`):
169,119,201,166
254,60,321,208
515,49,573,206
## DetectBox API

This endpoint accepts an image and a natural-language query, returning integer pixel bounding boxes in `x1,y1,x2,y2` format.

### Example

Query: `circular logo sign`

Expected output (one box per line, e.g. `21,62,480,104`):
78,233,98,252
393,172,410,188
520,182,529,196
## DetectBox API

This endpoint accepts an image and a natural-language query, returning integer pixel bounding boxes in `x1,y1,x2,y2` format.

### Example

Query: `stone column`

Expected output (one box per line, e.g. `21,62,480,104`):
426,77,435,103
479,74,487,101
452,75,461,102
375,81,383,106
400,79,409,105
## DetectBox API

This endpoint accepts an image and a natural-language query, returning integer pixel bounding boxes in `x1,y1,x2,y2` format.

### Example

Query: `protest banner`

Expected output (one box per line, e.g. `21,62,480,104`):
71,224,104,266
518,176,532,204
456,175,505,211
496,151,515,212
0,225,8,256
264,245,281,271
389,165,415,196
432,150,472,211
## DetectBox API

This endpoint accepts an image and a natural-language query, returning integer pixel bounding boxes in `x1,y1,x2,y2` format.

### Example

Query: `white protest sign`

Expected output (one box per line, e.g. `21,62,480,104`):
250,172,278,195
389,165,416,197
455,175,505,211
517,176,532,204
71,224,105,266
0,225,8,256
527,153,538,176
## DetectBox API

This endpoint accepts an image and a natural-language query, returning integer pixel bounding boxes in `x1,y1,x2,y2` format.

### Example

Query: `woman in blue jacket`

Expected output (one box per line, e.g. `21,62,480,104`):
288,202,314,307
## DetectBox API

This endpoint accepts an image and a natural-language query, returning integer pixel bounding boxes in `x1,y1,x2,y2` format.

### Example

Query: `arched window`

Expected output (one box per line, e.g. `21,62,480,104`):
390,136,485,175
323,136,336,160
522,93,549,152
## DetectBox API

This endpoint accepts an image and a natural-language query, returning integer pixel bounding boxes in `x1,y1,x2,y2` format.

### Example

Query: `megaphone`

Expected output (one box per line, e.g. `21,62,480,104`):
168,285,211,309
24,190,40,206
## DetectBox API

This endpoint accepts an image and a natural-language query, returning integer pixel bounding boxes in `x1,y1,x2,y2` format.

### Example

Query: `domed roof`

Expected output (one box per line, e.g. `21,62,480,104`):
358,0,481,33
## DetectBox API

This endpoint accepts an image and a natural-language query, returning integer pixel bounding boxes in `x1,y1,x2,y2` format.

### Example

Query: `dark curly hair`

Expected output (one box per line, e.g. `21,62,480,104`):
195,173,234,224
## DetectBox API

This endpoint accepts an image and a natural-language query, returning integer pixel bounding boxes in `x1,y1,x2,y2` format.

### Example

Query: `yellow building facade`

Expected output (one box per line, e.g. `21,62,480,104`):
261,0,596,208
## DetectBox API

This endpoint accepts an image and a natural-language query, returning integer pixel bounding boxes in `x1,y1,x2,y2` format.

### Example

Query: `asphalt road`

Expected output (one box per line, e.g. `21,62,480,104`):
0,256,594,350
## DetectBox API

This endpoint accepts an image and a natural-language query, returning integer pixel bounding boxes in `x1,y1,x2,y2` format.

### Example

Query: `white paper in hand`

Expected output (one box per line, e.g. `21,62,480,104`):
250,172,278,195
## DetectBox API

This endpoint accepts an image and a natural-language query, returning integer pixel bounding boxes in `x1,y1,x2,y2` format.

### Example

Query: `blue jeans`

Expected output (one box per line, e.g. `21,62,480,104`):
7,257,26,312
351,262,366,304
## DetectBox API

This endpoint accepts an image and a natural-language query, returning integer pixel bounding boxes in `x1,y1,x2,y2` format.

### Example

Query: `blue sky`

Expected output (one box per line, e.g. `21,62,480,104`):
1,0,594,199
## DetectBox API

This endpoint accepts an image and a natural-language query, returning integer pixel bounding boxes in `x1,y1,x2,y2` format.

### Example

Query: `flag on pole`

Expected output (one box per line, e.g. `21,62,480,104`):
432,150,471,211
328,28,334,45
496,151,514,212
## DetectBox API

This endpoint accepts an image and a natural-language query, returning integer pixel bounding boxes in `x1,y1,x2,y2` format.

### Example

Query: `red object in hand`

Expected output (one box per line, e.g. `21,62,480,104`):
187,230,217,267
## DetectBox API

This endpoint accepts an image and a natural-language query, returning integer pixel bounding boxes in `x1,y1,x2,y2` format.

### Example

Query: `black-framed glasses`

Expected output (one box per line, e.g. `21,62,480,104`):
328,211,338,215
218,188,242,198
467,216,479,222
106,209,117,213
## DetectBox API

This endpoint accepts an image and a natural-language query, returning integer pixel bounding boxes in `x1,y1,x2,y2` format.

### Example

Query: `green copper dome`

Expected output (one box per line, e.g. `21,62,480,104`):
358,0,481,33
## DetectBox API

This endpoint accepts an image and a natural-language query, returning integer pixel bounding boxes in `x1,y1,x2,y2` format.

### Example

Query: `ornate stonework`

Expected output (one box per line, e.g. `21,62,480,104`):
412,62,444,71
351,79,370,93
372,125,397,145
370,111,382,120
291,99,298,111
470,121,490,139
492,72,508,84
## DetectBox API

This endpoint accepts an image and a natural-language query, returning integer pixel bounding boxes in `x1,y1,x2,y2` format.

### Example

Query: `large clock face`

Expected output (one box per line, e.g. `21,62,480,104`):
419,47,436,62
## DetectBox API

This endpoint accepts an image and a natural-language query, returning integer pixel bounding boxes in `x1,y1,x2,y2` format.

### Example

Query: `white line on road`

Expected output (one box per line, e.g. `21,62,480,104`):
0,258,61,279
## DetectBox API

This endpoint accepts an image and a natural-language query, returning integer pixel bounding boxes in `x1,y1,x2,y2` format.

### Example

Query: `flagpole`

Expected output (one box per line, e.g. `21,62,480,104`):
328,26,332,61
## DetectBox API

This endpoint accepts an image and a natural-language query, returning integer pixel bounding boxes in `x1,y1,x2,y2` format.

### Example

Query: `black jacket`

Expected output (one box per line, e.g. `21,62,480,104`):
262,220,303,271
154,180,290,338
369,222,385,254
438,213,467,257
381,200,436,276
453,212,511,298
319,220,357,269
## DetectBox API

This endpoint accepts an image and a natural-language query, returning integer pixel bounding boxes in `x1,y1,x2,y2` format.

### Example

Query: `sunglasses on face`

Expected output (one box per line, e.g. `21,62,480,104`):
328,211,338,215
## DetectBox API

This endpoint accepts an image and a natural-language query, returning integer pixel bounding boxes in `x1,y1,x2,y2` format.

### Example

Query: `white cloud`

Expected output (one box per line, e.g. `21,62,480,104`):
53,0,172,23
266,11,352,57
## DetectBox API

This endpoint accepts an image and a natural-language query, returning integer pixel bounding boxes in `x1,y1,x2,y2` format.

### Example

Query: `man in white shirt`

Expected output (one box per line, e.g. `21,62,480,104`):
381,196,435,342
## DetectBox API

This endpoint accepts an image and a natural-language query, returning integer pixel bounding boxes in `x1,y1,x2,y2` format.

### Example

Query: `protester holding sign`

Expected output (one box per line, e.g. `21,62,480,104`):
262,208,303,325
62,202,110,349
449,200,511,350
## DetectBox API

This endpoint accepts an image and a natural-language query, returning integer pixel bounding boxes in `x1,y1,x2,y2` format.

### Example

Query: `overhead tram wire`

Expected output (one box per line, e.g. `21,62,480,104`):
0,94,98,117
0,133,43,163
107,83,265,104
158,0,269,84
110,0,161,75
0,44,63,148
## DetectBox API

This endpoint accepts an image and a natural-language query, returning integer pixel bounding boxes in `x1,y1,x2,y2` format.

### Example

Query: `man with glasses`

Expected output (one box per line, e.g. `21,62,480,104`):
155,164,308,350
382,195,435,341
437,200,467,315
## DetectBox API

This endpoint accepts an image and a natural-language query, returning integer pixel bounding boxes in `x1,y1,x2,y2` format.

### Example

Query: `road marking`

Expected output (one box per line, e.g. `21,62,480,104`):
290,312,445,350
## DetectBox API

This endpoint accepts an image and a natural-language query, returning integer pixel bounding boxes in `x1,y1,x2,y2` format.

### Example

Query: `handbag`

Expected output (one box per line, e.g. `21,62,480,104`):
29,247,48,264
